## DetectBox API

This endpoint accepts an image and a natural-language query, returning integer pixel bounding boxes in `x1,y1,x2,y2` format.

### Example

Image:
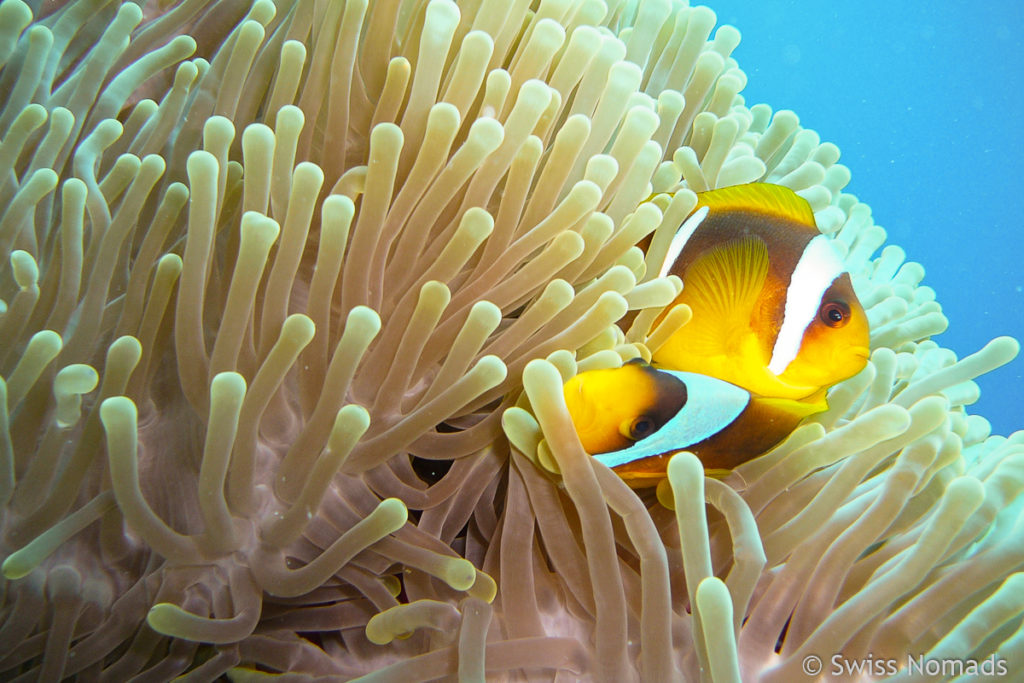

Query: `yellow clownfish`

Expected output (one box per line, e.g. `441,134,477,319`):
651,183,870,402
563,360,821,485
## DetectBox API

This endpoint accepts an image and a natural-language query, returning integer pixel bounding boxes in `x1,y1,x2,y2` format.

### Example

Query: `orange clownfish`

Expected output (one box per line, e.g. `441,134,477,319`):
563,360,821,485
651,183,870,402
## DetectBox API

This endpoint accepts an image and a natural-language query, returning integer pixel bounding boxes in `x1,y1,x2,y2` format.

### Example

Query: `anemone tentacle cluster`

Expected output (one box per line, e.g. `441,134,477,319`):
1,0,1022,680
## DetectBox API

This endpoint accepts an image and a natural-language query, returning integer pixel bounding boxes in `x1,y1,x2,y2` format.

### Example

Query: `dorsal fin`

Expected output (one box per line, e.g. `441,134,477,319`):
697,183,817,227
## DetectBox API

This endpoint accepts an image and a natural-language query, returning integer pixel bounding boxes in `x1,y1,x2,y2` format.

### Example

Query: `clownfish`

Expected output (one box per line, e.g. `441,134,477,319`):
651,183,870,402
563,359,821,485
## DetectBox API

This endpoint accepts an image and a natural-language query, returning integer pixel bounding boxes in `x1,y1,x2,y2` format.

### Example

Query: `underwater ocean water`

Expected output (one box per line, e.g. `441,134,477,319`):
711,1,1024,437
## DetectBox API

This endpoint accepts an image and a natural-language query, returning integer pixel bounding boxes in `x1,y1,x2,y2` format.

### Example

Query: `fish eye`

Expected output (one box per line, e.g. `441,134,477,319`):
628,415,658,441
820,301,849,328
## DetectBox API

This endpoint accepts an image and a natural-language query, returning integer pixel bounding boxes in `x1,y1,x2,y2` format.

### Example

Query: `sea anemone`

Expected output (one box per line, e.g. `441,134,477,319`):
1,0,1022,680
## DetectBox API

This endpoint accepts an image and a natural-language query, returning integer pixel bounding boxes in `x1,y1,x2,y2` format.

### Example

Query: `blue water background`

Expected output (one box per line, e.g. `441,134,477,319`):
708,1,1024,436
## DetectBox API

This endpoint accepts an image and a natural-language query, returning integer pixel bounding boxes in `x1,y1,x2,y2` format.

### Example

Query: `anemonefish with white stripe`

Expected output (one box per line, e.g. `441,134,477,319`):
651,183,870,402
563,359,820,484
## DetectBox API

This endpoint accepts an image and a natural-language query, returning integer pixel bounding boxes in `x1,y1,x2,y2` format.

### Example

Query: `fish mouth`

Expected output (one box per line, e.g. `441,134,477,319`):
851,346,871,359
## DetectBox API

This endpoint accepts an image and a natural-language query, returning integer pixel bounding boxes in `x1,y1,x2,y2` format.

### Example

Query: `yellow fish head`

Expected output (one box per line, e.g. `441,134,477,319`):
562,360,687,455
772,274,871,394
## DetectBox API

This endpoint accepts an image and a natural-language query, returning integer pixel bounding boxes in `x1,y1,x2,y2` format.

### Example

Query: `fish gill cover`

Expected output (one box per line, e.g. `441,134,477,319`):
0,0,1021,681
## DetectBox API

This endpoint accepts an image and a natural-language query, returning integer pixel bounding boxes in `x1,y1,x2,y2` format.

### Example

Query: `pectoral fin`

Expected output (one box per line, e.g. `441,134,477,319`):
657,236,770,361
